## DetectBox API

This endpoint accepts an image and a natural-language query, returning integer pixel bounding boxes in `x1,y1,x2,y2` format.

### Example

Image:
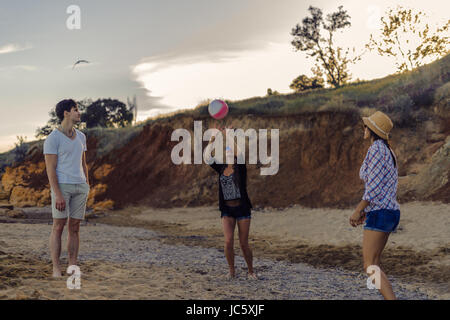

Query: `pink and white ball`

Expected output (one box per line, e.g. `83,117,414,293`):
208,99,229,120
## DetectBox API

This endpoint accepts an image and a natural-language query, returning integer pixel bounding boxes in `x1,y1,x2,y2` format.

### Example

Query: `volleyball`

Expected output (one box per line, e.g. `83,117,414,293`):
208,99,229,119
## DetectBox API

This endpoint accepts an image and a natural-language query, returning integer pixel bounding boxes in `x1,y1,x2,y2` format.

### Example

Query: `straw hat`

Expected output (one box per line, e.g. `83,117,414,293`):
362,111,393,140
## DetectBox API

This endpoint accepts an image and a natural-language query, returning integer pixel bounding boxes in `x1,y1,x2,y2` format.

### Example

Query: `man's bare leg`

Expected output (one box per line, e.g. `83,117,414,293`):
50,218,67,277
67,218,81,266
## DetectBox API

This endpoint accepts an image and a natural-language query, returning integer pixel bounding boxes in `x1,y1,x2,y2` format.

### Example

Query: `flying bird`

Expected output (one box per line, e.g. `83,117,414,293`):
72,59,90,70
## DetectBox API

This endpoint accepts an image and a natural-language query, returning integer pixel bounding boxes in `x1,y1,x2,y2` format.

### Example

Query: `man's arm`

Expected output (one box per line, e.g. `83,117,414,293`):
82,151,89,183
44,154,65,211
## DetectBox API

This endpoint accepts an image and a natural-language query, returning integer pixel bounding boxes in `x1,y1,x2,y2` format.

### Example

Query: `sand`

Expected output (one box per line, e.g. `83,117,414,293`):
0,201,448,300
133,202,450,250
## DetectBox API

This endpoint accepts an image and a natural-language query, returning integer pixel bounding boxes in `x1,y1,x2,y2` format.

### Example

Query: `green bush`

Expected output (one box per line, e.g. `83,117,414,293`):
434,82,450,107
318,94,358,112
433,82,450,117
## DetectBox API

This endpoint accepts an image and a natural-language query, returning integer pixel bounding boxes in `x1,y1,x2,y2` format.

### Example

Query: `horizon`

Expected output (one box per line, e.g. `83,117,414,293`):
1,0,448,152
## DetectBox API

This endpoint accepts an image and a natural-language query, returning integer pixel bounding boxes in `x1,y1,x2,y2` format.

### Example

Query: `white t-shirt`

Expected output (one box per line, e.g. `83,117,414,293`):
43,128,87,184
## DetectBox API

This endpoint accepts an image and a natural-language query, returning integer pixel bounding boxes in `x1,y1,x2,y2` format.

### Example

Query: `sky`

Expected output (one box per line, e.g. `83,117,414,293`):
0,0,448,152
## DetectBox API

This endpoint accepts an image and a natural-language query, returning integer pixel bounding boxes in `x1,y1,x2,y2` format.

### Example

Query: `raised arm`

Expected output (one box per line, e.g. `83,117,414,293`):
206,125,227,173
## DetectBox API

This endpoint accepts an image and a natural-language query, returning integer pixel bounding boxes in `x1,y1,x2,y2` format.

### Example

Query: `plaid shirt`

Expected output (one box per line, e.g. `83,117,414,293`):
359,140,400,213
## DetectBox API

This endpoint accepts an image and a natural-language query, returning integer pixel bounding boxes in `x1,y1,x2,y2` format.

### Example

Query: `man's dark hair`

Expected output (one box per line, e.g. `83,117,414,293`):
55,99,77,122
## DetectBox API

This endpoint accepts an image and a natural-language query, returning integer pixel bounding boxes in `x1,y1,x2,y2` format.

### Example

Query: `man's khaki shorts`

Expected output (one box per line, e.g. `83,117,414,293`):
51,183,90,220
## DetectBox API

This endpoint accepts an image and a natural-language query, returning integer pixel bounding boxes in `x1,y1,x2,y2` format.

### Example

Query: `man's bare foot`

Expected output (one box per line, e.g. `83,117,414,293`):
226,273,236,280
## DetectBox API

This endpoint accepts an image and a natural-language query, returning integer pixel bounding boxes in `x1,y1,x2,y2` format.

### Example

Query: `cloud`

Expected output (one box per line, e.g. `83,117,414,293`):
133,0,308,71
130,80,175,113
132,42,310,110
131,49,249,109
0,65,38,72
136,107,181,122
130,0,313,114
0,134,25,153
0,43,32,55
133,50,242,75
16,65,38,71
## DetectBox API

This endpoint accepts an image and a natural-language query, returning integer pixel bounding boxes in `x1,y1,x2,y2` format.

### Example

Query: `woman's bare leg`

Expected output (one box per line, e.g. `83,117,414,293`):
222,216,236,277
363,229,396,300
237,218,254,275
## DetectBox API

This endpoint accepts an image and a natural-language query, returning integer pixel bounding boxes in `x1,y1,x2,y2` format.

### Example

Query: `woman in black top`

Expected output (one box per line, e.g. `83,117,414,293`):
206,126,256,280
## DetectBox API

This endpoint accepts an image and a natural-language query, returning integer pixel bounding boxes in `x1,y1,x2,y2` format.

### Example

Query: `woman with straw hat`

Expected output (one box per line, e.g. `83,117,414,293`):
349,111,400,300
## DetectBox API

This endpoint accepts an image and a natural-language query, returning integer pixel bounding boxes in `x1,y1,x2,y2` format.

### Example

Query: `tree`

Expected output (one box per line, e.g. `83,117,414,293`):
81,98,133,128
13,136,28,163
35,100,89,139
35,124,54,139
127,95,138,125
290,73,324,92
291,5,363,88
267,88,280,96
36,109,69,139
366,6,450,72
36,98,133,138
76,98,92,114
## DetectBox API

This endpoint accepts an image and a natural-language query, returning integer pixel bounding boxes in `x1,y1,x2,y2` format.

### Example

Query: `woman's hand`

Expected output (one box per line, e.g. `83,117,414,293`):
209,124,231,141
208,124,218,142
349,210,366,227
349,200,370,227
219,125,233,134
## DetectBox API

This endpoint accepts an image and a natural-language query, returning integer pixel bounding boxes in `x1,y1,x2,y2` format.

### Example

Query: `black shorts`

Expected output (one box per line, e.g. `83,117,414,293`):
220,204,251,221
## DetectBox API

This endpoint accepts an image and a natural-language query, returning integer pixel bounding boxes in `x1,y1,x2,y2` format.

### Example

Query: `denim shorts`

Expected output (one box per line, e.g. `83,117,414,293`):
221,204,251,221
364,209,400,233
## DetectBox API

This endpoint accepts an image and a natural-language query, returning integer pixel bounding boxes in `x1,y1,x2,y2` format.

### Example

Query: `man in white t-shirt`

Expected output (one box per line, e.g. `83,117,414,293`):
43,99,90,277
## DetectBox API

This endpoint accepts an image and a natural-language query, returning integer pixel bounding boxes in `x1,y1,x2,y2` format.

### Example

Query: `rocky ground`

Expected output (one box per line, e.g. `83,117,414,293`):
0,222,434,300
1,203,448,300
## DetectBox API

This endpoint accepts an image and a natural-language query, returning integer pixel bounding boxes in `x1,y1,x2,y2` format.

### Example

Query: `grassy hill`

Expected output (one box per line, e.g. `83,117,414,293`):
0,54,449,209
1,53,449,169
144,52,449,125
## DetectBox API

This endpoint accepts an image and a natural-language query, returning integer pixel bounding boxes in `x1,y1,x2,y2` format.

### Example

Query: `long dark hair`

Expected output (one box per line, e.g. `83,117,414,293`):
367,127,397,168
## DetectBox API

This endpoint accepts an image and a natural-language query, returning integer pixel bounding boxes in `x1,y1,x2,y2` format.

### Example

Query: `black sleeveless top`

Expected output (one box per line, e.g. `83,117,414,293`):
209,159,253,211
220,173,241,200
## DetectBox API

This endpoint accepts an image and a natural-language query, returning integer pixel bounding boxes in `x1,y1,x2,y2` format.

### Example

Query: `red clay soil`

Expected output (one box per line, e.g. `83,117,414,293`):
82,112,359,209
2,111,449,209
85,111,450,209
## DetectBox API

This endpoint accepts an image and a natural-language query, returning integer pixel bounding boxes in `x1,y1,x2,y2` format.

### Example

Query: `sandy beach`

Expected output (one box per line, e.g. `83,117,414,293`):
0,202,448,300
